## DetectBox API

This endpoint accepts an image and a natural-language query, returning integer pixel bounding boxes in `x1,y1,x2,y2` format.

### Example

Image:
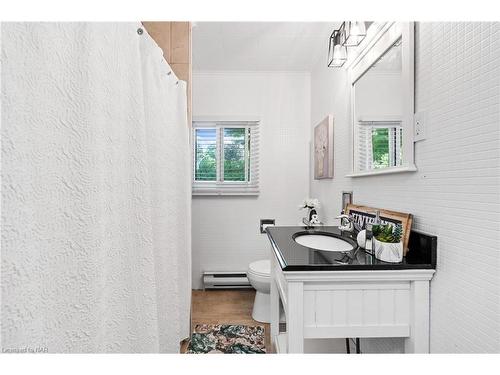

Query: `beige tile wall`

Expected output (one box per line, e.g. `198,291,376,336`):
142,21,192,126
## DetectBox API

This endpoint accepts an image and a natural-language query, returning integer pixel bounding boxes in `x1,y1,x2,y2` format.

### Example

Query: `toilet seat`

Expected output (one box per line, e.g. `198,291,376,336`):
248,260,270,278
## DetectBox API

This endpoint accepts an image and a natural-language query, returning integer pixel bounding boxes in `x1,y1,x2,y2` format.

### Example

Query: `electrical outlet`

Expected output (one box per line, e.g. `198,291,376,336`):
414,111,427,141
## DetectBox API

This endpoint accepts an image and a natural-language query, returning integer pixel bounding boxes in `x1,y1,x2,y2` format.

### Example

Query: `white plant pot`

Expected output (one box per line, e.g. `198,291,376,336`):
373,238,403,263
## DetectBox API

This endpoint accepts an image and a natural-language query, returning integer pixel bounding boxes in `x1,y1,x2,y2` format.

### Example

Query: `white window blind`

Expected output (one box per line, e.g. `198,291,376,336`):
357,120,403,171
192,120,260,196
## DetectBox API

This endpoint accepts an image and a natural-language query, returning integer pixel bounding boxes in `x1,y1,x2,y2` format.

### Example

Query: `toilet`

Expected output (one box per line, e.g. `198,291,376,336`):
247,259,271,323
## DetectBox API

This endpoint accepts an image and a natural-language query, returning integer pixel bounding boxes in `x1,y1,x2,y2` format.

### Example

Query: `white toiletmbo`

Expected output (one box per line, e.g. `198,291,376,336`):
247,259,271,323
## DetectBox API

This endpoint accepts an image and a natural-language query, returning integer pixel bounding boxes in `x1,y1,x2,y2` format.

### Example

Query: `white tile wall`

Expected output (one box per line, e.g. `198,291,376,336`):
309,22,500,353
191,71,311,290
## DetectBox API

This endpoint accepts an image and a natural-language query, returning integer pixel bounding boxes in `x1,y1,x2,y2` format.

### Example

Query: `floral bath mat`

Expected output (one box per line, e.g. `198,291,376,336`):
186,324,266,354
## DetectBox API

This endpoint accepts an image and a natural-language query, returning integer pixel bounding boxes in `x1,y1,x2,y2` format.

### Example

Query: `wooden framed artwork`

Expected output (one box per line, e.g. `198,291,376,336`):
345,204,413,254
313,115,334,179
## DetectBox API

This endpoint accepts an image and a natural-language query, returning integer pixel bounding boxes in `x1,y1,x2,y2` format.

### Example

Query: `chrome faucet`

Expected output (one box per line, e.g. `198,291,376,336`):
336,213,354,232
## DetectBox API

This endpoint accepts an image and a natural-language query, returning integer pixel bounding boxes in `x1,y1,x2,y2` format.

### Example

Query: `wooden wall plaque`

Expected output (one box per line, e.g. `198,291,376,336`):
345,204,413,255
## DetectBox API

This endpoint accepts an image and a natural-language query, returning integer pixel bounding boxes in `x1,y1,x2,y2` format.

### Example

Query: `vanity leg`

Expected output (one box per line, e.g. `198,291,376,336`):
405,280,430,353
270,277,280,347
287,282,304,353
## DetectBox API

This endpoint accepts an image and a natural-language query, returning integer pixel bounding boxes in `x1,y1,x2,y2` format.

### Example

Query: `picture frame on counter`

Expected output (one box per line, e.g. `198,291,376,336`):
345,203,413,254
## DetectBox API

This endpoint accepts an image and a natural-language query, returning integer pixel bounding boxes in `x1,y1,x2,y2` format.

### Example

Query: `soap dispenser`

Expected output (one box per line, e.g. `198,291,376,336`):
365,210,381,254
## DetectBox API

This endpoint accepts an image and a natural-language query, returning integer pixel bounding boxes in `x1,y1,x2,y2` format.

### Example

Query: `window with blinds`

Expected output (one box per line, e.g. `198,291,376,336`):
192,121,259,195
357,120,403,171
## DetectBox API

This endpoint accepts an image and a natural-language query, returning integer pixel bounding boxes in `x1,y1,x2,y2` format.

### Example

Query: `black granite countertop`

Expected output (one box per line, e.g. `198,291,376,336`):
266,226,437,272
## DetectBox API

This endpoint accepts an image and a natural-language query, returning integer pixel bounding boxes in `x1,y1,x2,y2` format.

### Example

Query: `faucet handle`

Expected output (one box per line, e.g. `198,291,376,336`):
335,213,350,219
336,214,353,223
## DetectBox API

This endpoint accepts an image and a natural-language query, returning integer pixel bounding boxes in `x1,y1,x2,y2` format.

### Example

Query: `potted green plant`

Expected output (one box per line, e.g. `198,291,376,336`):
372,224,403,263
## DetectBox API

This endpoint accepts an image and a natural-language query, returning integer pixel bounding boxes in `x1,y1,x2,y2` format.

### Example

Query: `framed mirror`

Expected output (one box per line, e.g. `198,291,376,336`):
348,22,416,177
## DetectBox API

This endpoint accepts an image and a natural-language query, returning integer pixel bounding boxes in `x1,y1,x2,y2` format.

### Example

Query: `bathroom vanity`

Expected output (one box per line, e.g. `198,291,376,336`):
266,226,436,353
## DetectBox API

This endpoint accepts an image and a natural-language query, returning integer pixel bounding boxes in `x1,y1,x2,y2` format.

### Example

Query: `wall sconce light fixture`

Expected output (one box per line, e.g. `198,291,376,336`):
342,21,366,47
327,29,347,68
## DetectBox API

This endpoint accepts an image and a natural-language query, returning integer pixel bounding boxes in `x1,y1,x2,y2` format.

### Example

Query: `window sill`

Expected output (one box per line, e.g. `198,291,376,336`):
192,185,259,196
346,164,417,178
192,190,259,196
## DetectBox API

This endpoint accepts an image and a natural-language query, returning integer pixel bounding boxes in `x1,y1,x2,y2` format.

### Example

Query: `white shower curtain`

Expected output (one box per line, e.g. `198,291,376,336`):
1,23,191,353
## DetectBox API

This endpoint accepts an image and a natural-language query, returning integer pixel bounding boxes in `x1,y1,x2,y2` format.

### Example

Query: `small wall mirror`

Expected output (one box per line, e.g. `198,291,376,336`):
349,23,415,177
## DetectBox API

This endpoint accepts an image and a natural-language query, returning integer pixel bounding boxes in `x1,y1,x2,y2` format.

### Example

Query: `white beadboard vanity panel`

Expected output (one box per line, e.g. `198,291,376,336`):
309,22,500,353
302,283,410,333
192,71,311,289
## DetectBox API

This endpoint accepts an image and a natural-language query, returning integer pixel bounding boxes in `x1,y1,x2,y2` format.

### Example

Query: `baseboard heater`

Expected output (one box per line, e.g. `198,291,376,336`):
203,271,252,289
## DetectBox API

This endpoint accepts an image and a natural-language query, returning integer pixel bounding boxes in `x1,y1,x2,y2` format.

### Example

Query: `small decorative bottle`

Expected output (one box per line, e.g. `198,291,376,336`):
365,210,381,255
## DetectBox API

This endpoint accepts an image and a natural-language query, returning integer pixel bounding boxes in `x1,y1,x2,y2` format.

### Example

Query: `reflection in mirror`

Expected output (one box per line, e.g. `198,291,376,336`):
353,38,403,172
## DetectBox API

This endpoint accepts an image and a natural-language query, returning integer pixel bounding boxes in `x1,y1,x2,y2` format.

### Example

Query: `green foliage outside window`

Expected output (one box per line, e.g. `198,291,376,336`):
195,128,217,181
223,128,246,181
372,128,390,168
194,127,249,182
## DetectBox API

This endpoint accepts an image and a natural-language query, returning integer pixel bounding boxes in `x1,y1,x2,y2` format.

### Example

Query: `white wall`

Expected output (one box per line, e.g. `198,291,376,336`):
309,22,500,353
192,71,311,290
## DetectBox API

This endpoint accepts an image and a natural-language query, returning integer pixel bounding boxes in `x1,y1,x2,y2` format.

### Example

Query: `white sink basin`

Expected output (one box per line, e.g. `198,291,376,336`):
294,234,355,252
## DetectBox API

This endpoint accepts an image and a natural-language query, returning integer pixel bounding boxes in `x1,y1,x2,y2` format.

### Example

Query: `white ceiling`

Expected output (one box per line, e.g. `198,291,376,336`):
192,22,340,72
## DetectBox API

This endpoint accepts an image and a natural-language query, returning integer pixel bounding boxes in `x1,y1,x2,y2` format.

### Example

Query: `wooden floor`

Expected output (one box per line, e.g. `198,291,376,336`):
182,289,271,353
